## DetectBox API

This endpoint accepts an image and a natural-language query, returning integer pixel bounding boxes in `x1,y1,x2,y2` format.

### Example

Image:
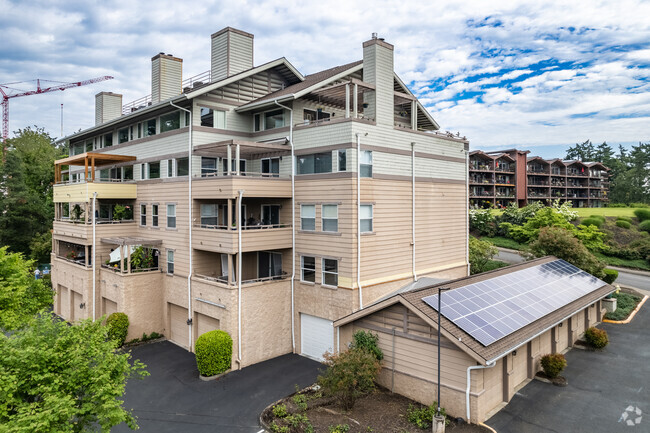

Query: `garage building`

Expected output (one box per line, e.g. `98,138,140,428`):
335,256,613,423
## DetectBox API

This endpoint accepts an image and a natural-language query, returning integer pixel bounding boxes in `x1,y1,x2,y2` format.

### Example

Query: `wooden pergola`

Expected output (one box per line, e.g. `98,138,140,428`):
54,152,137,183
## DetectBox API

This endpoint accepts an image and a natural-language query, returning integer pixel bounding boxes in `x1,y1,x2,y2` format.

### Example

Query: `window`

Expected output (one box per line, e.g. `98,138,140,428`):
338,149,347,172
160,111,180,133
118,128,129,144
262,205,280,226
200,108,226,128
149,162,161,179
301,256,315,283
301,205,315,230
140,204,147,226
152,205,158,227
360,150,373,177
261,157,280,177
304,109,330,123
104,132,113,147
322,258,338,287
86,140,94,152
360,204,373,233
184,111,190,127
144,119,156,137
167,250,174,274
254,109,284,131
222,159,246,174
322,204,338,232
167,204,176,228
167,160,174,178
72,143,84,155
176,157,189,176
123,165,133,180
200,204,218,227
201,157,217,176
297,152,332,174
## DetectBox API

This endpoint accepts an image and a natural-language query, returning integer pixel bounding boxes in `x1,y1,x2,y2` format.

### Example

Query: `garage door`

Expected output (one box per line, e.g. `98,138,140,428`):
169,304,190,349
103,298,118,317
71,291,83,322
195,313,220,344
300,313,333,361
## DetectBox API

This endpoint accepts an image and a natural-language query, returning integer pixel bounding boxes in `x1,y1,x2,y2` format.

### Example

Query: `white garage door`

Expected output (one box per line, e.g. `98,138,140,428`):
195,313,220,345
169,303,190,349
301,313,333,361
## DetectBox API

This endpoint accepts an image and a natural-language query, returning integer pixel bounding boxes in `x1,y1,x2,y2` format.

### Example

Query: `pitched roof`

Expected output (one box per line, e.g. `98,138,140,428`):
335,256,613,365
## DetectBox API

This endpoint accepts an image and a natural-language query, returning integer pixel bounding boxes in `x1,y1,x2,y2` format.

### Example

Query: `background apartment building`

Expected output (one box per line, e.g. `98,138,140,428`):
469,149,609,209
51,28,469,368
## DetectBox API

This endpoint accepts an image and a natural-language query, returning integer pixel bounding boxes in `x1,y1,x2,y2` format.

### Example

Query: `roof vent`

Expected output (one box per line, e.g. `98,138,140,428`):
371,32,378,39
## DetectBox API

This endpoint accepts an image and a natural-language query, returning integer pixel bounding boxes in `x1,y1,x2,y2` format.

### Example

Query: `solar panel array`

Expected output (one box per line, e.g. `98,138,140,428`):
421,260,606,347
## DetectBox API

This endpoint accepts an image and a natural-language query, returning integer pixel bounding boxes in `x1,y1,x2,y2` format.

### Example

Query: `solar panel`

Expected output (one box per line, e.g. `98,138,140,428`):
421,260,606,347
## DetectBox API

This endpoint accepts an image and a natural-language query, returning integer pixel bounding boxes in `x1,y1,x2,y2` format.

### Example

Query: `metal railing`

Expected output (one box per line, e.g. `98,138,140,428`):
194,273,288,285
197,171,287,179
194,223,291,230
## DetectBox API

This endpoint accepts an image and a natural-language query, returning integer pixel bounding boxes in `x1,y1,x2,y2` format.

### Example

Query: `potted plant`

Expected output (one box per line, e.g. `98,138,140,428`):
72,204,84,221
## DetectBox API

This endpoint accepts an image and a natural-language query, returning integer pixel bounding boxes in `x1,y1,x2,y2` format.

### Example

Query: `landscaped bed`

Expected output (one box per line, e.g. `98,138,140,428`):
261,386,491,433
604,291,644,321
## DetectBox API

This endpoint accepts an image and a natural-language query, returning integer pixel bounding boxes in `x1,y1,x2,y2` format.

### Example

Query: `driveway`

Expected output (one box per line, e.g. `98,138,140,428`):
113,341,321,433
487,301,649,432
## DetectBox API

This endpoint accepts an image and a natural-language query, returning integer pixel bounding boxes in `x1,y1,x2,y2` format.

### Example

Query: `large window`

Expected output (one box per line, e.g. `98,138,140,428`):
176,157,189,176
360,150,373,178
297,152,332,175
152,205,159,227
301,205,315,230
360,204,373,232
200,108,226,128
200,204,218,227
201,157,217,176
261,157,280,177
322,204,338,232
301,256,315,283
102,134,111,148
167,250,174,275
254,109,284,131
123,165,133,180
144,118,156,137
322,258,338,287
149,162,161,179
160,111,180,133
167,204,176,229
140,204,147,226
118,128,129,144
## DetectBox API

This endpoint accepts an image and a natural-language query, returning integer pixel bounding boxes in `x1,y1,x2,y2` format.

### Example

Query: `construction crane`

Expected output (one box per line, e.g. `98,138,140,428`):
0,75,114,154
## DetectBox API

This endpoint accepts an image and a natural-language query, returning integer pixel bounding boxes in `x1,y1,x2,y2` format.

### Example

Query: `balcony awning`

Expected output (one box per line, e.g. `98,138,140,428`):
101,237,163,247
193,139,291,159
54,152,137,183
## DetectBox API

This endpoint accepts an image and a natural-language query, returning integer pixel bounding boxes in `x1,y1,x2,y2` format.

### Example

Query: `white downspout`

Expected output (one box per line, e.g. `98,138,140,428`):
466,361,496,422
237,189,244,368
92,192,97,321
356,132,367,310
274,100,295,352
170,101,193,350
411,142,417,282
465,148,470,275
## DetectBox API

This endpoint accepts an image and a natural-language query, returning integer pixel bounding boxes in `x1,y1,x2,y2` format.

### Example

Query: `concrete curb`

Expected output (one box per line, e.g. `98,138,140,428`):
480,422,498,433
199,369,231,381
603,295,648,324
608,266,650,277
496,247,523,254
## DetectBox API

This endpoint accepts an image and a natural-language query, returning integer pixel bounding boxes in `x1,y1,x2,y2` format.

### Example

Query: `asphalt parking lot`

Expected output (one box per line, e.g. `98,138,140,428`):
487,299,649,433
113,341,321,433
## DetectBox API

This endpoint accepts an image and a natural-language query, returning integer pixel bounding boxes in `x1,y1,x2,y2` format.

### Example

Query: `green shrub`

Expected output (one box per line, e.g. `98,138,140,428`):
318,348,380,410
529,227,605,276
584,327,609,349
272,403,289,418
631,202,650,208
602,269,618,284
606,292,642,320
270,422,289,433
351,330,383,361
540,353,567,378
106,312,129,347
634,209,650,222
195,330,233,376
616,216,632,223
469,209,497,237
639,220,650,233
608,203,628,208
581,217,604,228
589,214,606,222
406,403,448,429
469,236,498,275
292,393,308,412
615,220,631,229
328,424,350,433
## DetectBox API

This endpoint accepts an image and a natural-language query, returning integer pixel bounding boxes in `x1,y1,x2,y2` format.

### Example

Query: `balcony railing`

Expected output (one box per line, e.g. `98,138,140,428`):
197,171,287,179
55,177,136,186
194,273,288,286
194,223,290,231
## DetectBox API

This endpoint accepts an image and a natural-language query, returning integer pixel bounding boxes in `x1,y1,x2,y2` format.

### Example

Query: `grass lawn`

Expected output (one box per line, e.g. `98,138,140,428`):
482,236,526,251
594,253,650,271
573,207,644,218
604,292,643,321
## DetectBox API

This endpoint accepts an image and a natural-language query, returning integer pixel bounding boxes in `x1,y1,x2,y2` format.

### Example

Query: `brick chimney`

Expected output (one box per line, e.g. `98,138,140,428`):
362,34,394,126
95,92,122,125
211,27,254,82
151,53,183,104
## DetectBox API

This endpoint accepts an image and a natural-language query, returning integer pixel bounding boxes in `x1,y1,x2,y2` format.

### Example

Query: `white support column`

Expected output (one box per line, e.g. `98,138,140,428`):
411,100,417,130
226,144,232,175
353,83,358,118
345,83,350,119
235,143,241,175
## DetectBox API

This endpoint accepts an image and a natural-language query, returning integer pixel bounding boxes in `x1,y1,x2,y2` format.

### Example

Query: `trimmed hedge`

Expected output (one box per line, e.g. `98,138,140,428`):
195,330,232,376
581,217,603,228
540,353,567,378
634,208,650,222
616,216,632,223
615,220,631,229
589,215,606,222
584,327,609,349
639,220,650,233
106,312,129,347
602,268,619,284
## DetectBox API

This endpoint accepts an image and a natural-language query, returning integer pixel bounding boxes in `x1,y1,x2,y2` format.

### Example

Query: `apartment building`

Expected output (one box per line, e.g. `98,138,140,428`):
51,28,469,368
469,149,609,209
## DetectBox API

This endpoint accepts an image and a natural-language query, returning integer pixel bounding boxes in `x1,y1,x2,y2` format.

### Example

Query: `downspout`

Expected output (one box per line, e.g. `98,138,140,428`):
356,132,367,310
274,100,295,352
170,101,193,350
466,361,496,422
237,189,244,369
92,192,97,321
411,142,417,282
465,148,470,275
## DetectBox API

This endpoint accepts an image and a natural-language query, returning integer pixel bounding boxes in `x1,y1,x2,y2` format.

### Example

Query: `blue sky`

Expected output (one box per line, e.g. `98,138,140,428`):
1,0,649,159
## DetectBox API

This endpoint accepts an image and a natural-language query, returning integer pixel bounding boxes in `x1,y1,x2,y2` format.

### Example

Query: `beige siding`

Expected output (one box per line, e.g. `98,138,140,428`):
481,358,504,420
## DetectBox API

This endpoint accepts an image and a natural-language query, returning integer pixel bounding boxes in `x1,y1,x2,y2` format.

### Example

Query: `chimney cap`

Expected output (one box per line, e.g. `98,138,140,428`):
211,26,254,39
151,53,183,62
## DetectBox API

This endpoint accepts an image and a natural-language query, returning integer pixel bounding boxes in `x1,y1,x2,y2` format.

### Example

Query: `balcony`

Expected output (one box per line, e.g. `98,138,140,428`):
192,174,291,199
193,224,292,254
53,220,137,243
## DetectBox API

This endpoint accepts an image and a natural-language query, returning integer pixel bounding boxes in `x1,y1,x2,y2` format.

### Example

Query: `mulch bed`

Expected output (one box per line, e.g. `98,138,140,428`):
534,371,568,387
261,385,492,432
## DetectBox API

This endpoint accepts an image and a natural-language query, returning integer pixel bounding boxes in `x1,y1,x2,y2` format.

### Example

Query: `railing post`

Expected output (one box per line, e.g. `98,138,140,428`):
345,83,350,119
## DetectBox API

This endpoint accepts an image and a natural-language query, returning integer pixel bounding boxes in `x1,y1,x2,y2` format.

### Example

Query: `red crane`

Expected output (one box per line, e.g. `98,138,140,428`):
0,75,114,151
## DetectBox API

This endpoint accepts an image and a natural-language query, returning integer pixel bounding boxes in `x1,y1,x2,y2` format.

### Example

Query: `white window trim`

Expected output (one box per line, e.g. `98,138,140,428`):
140,204,147,226
300,255,316,283
254,108,285,132
300,204,316,231
166,249,175,275
152,204,159,227
321,204,338,232
166,203,177,229
321,258,338,288
360,150,373,178
360,204,373,233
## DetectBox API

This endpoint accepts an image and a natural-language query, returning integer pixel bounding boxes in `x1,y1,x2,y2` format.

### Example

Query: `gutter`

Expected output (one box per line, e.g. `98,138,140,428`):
411,142,417,282
237,189,244,369
356,132,367,310
466,361,496,422
465,149,470,275
92,192,97,321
